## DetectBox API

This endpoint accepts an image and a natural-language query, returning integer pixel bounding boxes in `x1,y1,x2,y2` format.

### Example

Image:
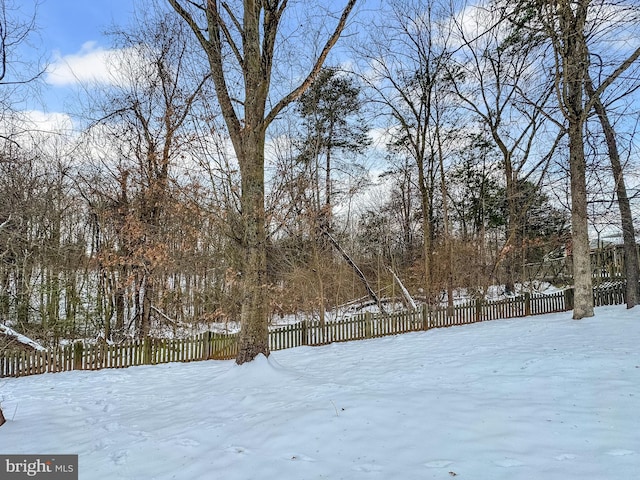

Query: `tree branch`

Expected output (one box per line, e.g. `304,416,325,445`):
265,0,357,126
167,0,242,139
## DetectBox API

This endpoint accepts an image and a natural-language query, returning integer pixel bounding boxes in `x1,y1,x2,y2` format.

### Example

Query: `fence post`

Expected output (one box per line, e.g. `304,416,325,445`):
204,332,212,360
524,292,531,316
143,337,152,365
73,342,83,371
475,298,483,322
564,288,574,311
365,312,372,338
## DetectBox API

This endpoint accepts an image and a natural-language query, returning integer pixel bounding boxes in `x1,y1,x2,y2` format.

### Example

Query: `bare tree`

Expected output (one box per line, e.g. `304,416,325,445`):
584,74,640,308
80,10,209,339
167,0,357,363
0,0,46,143
513,0,640,318
358,0,453,301
448,2,562,294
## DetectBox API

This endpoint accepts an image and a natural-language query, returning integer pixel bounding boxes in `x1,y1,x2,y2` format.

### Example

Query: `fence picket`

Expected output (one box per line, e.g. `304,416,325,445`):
2,282,631,378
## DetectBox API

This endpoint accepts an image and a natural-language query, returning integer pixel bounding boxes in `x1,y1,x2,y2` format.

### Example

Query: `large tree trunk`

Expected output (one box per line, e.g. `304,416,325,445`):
503,178,519,295
496,137,518,295
585,76,639,308
568,119,594,319
416,162,433,302
16,269,30,328
235,133,270,364
559,0,594,319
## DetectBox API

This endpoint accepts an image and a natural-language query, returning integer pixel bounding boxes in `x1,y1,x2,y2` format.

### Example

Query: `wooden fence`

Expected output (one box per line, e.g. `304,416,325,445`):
0,282,631,378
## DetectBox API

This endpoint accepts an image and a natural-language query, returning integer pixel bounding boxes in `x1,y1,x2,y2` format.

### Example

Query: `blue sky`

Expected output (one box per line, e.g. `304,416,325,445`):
22,0,137,112
26,0,365,118
38,0,134,54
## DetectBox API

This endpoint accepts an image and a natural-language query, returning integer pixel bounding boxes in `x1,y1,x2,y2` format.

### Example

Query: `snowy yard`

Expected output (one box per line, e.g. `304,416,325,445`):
1,305,639,479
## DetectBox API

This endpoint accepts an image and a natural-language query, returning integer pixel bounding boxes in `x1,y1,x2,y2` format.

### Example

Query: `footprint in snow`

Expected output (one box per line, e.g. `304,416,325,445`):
287,454,316,462
554,453,577,461
424,460,454,468
352,463,382,473
83,416,100,426
127,430,151,441
493,458,525,467
176,438,200,447
109,450,128,466
92,438,115,451
226,445,250,455
605,449,635,456
102,422,121,432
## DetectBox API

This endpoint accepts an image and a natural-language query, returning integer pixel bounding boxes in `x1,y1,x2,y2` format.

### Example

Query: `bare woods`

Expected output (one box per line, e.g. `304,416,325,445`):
0,0,638,365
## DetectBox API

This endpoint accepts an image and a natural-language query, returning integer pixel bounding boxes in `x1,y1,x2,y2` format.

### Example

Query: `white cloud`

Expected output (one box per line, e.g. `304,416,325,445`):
45,41,147,88
449,1,504,50
0,110,77,155
0,110,74,139
46,41,113,86
21,110,74,131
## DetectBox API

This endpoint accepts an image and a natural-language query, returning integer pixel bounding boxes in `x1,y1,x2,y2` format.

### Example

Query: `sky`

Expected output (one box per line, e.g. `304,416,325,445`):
38,0,134,54
20,0,367,122
19,0,138,113
14,0,640,226
1,303,639,479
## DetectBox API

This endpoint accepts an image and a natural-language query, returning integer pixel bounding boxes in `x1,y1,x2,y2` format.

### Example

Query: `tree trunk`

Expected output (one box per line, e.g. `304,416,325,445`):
140,274,152,338
568,120,594,319
558,0,594,319
16,269,29,328
115,285,125,335
417,164,433,302
585,76,639,308
235,134,270,364
497,138,518,295
503,182,520,296
437,121,454,307
387,266,417,310
323,230,385,313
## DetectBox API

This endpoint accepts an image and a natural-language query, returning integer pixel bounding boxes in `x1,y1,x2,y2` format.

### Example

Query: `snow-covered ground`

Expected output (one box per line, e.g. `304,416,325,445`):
0,324,46,351
1,305,639,479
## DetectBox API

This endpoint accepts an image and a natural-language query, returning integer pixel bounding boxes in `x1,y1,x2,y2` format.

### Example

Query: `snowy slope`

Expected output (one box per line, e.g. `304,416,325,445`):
1,305,639,479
